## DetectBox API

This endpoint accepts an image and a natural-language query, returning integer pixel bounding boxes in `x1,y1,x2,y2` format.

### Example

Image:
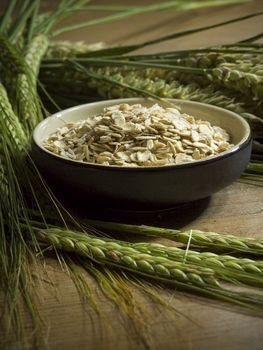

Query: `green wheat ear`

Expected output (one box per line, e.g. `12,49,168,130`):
79,220,263,256
35,226,263,314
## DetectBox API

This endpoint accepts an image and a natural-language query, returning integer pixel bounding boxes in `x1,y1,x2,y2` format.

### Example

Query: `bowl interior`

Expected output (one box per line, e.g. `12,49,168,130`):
33,98,250,160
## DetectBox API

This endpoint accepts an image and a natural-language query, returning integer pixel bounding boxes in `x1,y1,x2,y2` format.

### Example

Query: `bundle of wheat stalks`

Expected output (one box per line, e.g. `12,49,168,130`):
0,0,263,347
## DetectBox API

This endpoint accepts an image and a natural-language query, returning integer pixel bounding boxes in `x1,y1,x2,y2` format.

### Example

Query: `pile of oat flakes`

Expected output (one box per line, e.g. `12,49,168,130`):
43,103,233,166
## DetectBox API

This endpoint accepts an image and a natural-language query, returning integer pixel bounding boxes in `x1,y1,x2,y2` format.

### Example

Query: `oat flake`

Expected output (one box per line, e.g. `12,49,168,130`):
43,103,233,167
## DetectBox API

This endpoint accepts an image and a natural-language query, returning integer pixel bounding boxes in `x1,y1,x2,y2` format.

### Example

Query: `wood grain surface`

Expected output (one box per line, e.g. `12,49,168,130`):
1,1,263,349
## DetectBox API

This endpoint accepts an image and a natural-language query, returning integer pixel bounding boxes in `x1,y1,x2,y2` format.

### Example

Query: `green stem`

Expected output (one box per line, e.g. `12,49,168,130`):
69,57,207,73
35,0,83,35
0,0,16,32
51,1,254,37
85,219,179,237
51,1,185,37
68,60,170,104
9,1,38,42
239,32,263,43
26,0,40,43
136,11,263,49
78,1,249,12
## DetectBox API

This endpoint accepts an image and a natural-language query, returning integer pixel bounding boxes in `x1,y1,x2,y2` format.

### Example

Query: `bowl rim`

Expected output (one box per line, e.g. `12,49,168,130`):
33,98,252,172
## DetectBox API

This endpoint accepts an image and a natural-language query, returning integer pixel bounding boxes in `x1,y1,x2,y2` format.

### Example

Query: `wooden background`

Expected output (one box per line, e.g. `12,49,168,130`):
1,0,263,349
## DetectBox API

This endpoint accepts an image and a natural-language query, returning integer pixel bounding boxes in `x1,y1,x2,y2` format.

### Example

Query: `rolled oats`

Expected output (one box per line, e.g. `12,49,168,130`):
43,103,233,166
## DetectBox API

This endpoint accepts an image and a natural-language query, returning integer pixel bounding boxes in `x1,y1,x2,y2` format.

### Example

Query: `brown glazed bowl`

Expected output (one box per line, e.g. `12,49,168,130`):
32,98,252,209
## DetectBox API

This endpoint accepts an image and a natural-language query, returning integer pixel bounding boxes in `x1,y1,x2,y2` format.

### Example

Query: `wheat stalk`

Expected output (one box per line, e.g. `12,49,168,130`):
136,243,263,274
34,226,263,312
40,65,248,113
16,34,49,132
84,220,263,256
37,227,220,287
130,242,263,287
34,220,263,286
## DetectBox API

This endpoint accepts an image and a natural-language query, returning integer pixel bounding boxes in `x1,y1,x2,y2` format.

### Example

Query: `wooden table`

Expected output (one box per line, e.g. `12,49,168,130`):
1,1,263,349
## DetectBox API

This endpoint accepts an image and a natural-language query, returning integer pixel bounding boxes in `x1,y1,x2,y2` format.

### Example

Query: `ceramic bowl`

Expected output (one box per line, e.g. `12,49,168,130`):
32,98,252,209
